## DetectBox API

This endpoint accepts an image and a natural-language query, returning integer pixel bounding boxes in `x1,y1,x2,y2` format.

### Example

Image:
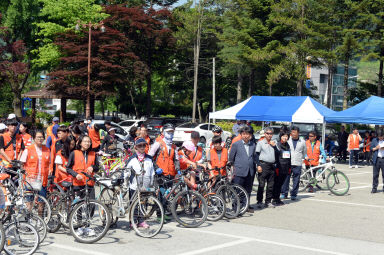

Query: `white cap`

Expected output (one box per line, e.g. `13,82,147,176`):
7,113,16,119
0,123,7,130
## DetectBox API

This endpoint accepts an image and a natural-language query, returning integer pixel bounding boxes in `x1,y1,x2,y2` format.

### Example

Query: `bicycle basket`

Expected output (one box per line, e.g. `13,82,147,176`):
25,173,42,191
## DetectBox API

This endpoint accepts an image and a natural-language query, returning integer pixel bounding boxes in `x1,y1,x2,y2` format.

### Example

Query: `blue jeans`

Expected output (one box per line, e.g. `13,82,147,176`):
25,186,47,202
281,165,302,197
349,150,359,166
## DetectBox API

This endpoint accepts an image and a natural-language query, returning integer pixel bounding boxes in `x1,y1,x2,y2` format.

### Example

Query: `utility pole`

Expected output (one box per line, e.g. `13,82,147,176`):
212,57,216,124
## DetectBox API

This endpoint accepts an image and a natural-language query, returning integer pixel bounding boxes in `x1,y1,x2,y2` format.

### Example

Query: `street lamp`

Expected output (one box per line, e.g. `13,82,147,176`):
76,20,105,119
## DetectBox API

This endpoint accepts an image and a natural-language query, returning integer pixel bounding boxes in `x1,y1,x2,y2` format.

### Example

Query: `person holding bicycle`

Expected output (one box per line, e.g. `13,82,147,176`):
126,138,155,228
207,136,228,188
304,131,328,193
178,140,202,190
0,119,24,164
66,135,99,200
54,136,76,185
20,130,50,214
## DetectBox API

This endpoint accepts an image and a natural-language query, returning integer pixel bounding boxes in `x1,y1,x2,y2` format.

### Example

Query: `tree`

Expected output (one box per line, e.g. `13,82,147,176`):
0,21,30,116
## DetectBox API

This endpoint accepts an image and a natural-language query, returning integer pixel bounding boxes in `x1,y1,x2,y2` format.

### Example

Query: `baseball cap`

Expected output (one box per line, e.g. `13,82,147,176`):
259,130,265,137
182,140,196,152
7,113,16,119
52,117,59,122
163,123,175,132
0,123,7,130
135,138,147,145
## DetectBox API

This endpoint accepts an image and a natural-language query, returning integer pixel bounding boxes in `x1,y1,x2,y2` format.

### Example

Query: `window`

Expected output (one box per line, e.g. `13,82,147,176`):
320,73,327,84
112,124,127,136
120,121,135,127
178,122,199,128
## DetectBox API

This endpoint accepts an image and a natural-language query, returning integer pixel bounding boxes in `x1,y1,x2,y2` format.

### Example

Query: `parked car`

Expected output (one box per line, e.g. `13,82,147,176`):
173,122,231,145
118,119,145,133
144,117,187,140
91,120,128,141
292,123,338,141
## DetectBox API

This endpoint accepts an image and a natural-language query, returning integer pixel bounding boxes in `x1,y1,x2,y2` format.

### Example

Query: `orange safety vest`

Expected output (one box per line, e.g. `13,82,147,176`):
231,134,242,146
88,126,100,149
210,147,228,176
54,150,72,184
348,134,360,150
24,145,50,187
363,137,371,152
21,133,32,147
72,150,96,186
46,124,54,138
178,150,189,170
0,132,23,162
155,139,177,176
305,140,321,166
189,146,203,162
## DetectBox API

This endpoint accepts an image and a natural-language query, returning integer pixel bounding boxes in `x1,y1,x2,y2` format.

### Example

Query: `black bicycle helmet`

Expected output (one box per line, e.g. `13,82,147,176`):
163,123,175,131
212,125,223,133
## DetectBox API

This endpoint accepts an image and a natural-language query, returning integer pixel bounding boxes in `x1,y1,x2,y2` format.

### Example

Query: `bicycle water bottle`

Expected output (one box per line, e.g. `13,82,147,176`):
72,195,81,205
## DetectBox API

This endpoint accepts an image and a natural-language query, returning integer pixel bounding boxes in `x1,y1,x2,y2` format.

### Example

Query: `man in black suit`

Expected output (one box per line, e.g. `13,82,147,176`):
337,126,349,162
229,126,257,213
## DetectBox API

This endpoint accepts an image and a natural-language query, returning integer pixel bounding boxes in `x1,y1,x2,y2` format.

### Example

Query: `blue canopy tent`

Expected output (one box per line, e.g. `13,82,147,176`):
210,96,334,123
209,96,335,142
325,96,384,124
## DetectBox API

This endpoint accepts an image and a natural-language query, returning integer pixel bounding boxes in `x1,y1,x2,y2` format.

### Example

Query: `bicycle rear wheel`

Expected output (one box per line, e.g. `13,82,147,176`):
205,194,225,221
4,222,40,255
216,185,240,219
327,170,350,196
316,168,332,190
25,193,51,224
171,190,208,228
0,223,5,252
231,184,249,216
130,194,164,238
46,190,63,233
68,200,111,244
25,214,47,244
98,188,120,226
289,169,309,193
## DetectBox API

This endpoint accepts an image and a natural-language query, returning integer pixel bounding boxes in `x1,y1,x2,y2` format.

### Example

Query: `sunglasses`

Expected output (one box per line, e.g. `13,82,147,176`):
266,132,273,135
309,135,315,137
136,144,146,148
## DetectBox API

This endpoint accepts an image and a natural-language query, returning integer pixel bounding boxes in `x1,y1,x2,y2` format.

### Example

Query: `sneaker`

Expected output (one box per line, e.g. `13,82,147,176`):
138,221,149,228
76,227,85,236
354,165,358,169
256,202,263,209
291,196,297,201
264,202,270,208
86,228,96,237
371,189,377,194
272,199,284,206
280,194,287,199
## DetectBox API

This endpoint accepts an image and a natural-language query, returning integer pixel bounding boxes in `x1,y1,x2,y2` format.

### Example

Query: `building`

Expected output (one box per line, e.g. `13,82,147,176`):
309,65,358,111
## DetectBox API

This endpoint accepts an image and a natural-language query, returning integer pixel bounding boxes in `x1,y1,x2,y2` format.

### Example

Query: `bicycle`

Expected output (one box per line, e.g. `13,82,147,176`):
0,170,40,255
153,168,208,228
97,150,128,177
98,167,164,238
289,156,350,196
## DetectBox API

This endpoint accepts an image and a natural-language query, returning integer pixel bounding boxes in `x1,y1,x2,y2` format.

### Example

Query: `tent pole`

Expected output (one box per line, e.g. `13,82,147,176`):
322,121,326,148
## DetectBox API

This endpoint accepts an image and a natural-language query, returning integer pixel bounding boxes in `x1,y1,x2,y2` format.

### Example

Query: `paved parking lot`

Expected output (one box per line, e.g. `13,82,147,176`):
37,163,384,255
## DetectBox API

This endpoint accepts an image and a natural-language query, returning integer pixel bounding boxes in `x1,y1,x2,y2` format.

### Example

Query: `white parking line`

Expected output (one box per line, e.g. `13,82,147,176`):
349,185,371,190
347,172,371,176
305,198,384,209
170,226,351,255
178,239,252,255
50,243,111,255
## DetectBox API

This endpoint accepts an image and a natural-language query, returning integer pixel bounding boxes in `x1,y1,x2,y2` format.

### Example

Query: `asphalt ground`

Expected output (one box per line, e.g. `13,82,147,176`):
35,163,384,255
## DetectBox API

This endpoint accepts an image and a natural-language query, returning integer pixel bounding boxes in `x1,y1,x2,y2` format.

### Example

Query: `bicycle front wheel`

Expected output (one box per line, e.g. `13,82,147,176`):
46,190,63,233
98,188,120,226
4,222,40,255
26,214,47,244
216,185,240,219
206,194,225,222
327,170,350,196
171,190,208,228
25,193,52,224
130,194,164,238
68,200,111,244
231,184,249,216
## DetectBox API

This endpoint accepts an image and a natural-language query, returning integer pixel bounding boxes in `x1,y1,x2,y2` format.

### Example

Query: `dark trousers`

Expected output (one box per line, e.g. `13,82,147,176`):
281,165,302,197
257,162,275,203
373,158,384,190
349,150,359,166
338,145,347,161
273,172,288,201
232,170,255,198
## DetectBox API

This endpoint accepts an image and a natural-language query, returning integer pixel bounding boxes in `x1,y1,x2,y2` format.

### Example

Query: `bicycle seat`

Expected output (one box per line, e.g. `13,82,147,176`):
0,173,10,180
61,181,73,188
